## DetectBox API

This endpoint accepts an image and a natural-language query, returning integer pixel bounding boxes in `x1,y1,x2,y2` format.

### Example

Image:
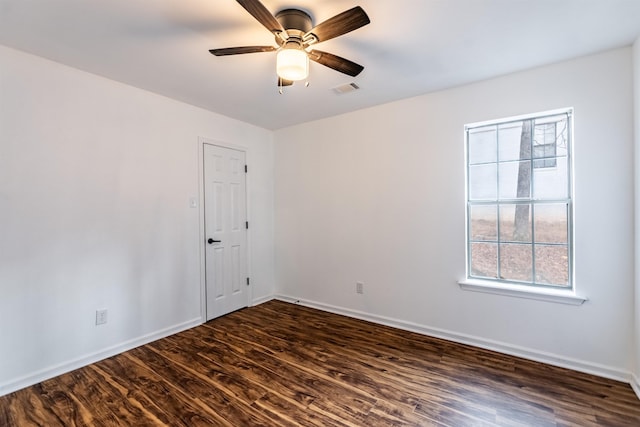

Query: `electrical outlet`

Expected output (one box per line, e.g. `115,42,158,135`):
356,282,364,294
96,309,108,325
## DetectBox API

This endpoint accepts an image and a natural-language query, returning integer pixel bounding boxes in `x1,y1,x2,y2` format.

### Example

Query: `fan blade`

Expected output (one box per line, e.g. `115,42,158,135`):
209,46,276,56
236,0,284,34
305,6,370,43
278,77,294,87
309,50,364,77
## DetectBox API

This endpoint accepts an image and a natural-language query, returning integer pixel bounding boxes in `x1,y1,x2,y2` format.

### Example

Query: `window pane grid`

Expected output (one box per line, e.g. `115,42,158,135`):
470,154,567,168
466,109,572,289
469,238,568,247
495,124,502,281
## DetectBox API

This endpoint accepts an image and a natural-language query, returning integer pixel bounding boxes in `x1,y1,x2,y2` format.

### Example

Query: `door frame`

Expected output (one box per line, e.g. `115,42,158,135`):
197,137,253,323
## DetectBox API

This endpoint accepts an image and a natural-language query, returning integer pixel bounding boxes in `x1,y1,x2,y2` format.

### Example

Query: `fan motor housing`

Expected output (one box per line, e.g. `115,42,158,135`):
275,8,312,37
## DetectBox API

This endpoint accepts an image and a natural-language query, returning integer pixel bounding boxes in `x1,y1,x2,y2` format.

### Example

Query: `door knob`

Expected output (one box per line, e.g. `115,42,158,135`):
207,238,221,244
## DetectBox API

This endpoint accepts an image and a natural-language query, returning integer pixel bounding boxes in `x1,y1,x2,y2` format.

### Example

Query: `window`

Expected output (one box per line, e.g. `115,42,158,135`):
465,109,572,289
533,123,557,168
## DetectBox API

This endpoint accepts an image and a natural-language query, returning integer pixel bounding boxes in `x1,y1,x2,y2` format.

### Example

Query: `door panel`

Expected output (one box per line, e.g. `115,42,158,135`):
203,144,248,320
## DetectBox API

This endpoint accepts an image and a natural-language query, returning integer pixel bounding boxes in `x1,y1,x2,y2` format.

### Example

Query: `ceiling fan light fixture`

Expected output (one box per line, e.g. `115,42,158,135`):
209,1,370,87
276,41,309,81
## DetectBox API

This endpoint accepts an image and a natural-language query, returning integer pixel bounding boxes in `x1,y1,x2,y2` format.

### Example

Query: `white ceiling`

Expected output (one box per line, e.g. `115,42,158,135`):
1,0,639,130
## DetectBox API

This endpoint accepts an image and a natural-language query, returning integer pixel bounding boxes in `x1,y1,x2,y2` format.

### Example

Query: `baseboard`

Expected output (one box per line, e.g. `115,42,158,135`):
251,294,275,307
0,317,202,397
274,294,631,384
631,373,640,400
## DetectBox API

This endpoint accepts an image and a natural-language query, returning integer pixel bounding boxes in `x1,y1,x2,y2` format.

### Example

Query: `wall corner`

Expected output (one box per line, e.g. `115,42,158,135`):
632,36,640,382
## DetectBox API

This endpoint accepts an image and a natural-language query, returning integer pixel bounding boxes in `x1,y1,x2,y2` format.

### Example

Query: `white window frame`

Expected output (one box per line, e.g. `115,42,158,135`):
458,108,586,305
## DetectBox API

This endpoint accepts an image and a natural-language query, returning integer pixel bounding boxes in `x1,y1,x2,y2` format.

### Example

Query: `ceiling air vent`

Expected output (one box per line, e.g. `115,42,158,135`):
332,82,360,95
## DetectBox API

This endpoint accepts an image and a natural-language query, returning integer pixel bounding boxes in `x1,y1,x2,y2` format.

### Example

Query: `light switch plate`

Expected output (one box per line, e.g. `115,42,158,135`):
96,309,108,325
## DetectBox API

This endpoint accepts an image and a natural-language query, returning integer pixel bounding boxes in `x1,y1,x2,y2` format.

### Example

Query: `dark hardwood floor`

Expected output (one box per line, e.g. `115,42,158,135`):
2,300,640,426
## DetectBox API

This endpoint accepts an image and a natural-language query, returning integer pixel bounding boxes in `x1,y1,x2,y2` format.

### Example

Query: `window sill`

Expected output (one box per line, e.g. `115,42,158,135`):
458,279,587,305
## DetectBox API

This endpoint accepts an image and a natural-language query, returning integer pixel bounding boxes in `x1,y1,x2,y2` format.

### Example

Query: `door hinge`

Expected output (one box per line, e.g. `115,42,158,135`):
246,277,250,286
244,165,248,173
245,221,249,229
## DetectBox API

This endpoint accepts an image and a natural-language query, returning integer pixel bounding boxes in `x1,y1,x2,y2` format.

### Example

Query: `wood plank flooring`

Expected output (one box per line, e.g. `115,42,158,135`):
2,300,640,426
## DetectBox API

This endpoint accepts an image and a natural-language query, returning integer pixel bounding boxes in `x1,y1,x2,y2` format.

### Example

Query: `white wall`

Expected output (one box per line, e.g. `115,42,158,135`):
274,48,635,379
0,45,275,395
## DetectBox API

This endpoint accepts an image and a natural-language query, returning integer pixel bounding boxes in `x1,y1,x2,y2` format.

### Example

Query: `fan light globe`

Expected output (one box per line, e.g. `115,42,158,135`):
276,43,309,81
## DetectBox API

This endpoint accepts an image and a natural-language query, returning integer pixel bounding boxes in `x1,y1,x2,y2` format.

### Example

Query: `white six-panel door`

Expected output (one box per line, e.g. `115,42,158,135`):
203,144,248,321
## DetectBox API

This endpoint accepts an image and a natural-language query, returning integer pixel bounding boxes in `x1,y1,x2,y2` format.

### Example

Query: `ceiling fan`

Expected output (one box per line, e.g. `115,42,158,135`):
209,0,370,88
